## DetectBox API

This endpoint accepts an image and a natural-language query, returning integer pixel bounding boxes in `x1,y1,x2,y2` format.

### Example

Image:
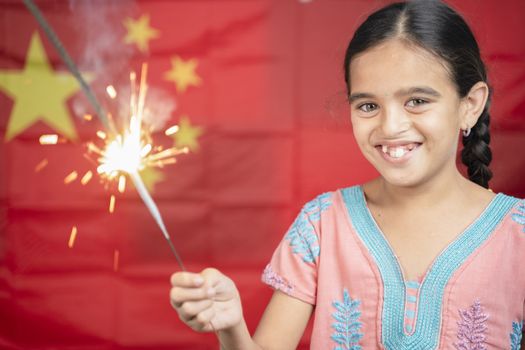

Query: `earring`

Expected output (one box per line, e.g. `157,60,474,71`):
462,127,471,137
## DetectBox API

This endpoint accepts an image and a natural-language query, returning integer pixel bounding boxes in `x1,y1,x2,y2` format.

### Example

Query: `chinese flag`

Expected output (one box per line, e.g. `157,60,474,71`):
0,1,524,349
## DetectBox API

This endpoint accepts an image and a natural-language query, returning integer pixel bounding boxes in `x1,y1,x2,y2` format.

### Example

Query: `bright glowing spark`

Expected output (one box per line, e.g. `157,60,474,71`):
118,175,126,193
64,171,78,184
95,63,188,181
106,85,117,99
96,130,107,140
39,134,58,145
80,170,93,185
68,226,78,248
35,158,48,172
83,114,93,121
164,125,179,136
109,195,116,213
113,249,119,271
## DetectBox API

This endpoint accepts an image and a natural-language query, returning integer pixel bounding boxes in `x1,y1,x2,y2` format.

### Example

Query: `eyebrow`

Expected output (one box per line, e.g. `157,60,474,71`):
348,86,442,103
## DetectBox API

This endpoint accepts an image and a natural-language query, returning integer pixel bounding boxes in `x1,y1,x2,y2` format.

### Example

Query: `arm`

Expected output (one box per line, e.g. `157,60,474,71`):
252,290,313,349
217,290,313,350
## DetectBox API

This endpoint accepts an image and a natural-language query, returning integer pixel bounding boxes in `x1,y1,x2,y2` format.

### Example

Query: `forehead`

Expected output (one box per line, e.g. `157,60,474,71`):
349,39,456,96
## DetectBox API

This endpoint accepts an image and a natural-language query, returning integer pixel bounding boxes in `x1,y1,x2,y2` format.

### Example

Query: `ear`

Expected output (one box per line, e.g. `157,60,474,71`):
460,81,489,129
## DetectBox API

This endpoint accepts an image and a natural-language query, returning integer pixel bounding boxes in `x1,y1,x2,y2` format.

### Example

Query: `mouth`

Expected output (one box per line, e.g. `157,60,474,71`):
375,142,422,162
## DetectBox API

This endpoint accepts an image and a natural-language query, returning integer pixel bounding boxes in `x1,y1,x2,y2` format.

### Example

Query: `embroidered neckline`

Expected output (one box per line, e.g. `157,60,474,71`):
341,186,518,350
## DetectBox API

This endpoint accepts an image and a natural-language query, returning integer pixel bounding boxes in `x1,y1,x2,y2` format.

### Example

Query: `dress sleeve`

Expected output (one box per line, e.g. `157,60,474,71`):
261,192,333,305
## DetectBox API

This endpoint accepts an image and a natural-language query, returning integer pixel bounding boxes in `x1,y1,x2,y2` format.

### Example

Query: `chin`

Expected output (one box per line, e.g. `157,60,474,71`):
379,171,426,188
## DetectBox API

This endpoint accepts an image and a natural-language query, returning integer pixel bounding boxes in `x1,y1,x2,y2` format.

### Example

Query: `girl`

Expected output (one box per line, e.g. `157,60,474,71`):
170,1,525,348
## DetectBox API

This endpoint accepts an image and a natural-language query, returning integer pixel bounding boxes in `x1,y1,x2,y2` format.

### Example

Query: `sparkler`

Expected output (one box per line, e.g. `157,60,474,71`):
24,0,187,271
85,63,188,270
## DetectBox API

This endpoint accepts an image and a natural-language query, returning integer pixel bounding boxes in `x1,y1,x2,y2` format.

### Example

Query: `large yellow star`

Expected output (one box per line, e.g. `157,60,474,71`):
0,32,91,141
123,14,160,53
171,116,203,152
164,56,201,93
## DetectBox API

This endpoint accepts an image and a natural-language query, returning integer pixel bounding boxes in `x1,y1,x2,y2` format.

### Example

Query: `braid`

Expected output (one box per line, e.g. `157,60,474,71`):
461,107,492,188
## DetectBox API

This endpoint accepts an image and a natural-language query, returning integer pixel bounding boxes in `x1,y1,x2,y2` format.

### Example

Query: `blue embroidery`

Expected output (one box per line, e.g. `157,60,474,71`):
341,186,518,350
331,289,363,350
511,201,525,232
510,320,523,350
285,192,332,263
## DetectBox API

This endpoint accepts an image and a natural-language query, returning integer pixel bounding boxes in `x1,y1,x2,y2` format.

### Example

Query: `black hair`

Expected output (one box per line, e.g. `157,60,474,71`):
344,0,492,188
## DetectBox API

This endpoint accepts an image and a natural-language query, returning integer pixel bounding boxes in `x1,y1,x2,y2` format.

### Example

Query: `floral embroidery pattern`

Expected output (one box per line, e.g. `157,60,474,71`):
331,289,363,350
455,300,489,350
261,264,293,294
511,201,525,232
285,192,332,263
510,320,523,350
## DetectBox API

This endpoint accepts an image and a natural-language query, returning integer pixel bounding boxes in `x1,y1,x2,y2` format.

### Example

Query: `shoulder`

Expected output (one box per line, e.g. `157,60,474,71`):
504,194,525,232
298,185,362,219
491,192,525,238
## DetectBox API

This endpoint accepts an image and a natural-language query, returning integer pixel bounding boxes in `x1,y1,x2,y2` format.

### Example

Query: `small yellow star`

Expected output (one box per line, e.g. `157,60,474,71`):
164,56,201,93
171,116,203,152
0,32,92,141
123,14,160,53
138,167,165,193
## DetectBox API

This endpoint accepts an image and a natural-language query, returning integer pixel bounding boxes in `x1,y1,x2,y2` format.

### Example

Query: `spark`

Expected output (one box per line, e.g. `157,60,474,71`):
35,158,48,172
96,130,107,140
80,170,93,185
164,125,179,136
68,226,78,248
118,175,126,193
83,114,93,121
94,63,188,185
39,134,59,145
64,171,78,184
109,195,116,213
106,85,117,99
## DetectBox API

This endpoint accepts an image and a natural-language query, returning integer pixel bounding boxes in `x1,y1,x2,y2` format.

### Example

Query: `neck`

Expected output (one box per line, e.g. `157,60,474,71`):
371,168,475,210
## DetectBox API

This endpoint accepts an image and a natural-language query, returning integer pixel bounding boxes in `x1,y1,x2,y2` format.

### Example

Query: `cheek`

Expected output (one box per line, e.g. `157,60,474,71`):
351,116,371,141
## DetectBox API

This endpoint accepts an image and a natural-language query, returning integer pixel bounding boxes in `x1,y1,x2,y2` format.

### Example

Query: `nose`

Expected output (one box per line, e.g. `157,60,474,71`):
379,105,411,137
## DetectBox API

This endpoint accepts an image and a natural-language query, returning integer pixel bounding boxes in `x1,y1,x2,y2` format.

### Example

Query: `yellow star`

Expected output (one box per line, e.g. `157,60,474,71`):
0,32,92,141
171,116,203,152
164,56,201,93
138,167,165,193
123,14,160,53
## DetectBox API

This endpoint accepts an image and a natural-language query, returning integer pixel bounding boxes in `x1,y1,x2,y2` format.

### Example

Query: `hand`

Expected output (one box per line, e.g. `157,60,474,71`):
170,268,243,333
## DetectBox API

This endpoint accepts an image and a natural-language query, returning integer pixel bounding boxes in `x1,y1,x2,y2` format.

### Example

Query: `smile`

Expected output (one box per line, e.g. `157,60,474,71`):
376,142,421,162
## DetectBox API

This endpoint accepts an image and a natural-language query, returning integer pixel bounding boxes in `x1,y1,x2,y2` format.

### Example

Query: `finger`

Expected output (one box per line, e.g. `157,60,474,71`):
187,305,216,332
177,299,214,321
170,286,215,305
200,268,225,288
170,272,204,288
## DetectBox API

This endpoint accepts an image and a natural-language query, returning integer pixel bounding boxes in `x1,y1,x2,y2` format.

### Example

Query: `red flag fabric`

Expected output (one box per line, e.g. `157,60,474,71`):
0,0,524,349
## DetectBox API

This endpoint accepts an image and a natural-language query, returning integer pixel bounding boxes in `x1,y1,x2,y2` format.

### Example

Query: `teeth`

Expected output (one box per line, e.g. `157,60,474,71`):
389,147,406,158
380,144,418,158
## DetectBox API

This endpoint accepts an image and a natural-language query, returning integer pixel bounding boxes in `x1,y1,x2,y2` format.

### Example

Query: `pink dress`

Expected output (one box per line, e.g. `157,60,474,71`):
262,185,525,349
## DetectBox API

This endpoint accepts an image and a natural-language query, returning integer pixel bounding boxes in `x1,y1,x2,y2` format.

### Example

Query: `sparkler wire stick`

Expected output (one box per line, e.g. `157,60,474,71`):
22,0,111,131
130,172,186,271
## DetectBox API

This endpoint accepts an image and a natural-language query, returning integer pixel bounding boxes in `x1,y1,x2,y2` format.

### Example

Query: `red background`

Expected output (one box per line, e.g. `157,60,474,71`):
0,0,524,348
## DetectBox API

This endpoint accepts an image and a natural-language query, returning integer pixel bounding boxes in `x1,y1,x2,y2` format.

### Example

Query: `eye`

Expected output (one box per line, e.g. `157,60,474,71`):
357,103,378,113
406,98,428,108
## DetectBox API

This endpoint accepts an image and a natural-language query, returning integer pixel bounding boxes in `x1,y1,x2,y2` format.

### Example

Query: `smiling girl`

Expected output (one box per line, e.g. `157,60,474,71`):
169,1,525,348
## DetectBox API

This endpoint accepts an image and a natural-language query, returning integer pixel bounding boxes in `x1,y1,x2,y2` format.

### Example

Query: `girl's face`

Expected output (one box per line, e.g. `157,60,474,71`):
348,39,466,188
